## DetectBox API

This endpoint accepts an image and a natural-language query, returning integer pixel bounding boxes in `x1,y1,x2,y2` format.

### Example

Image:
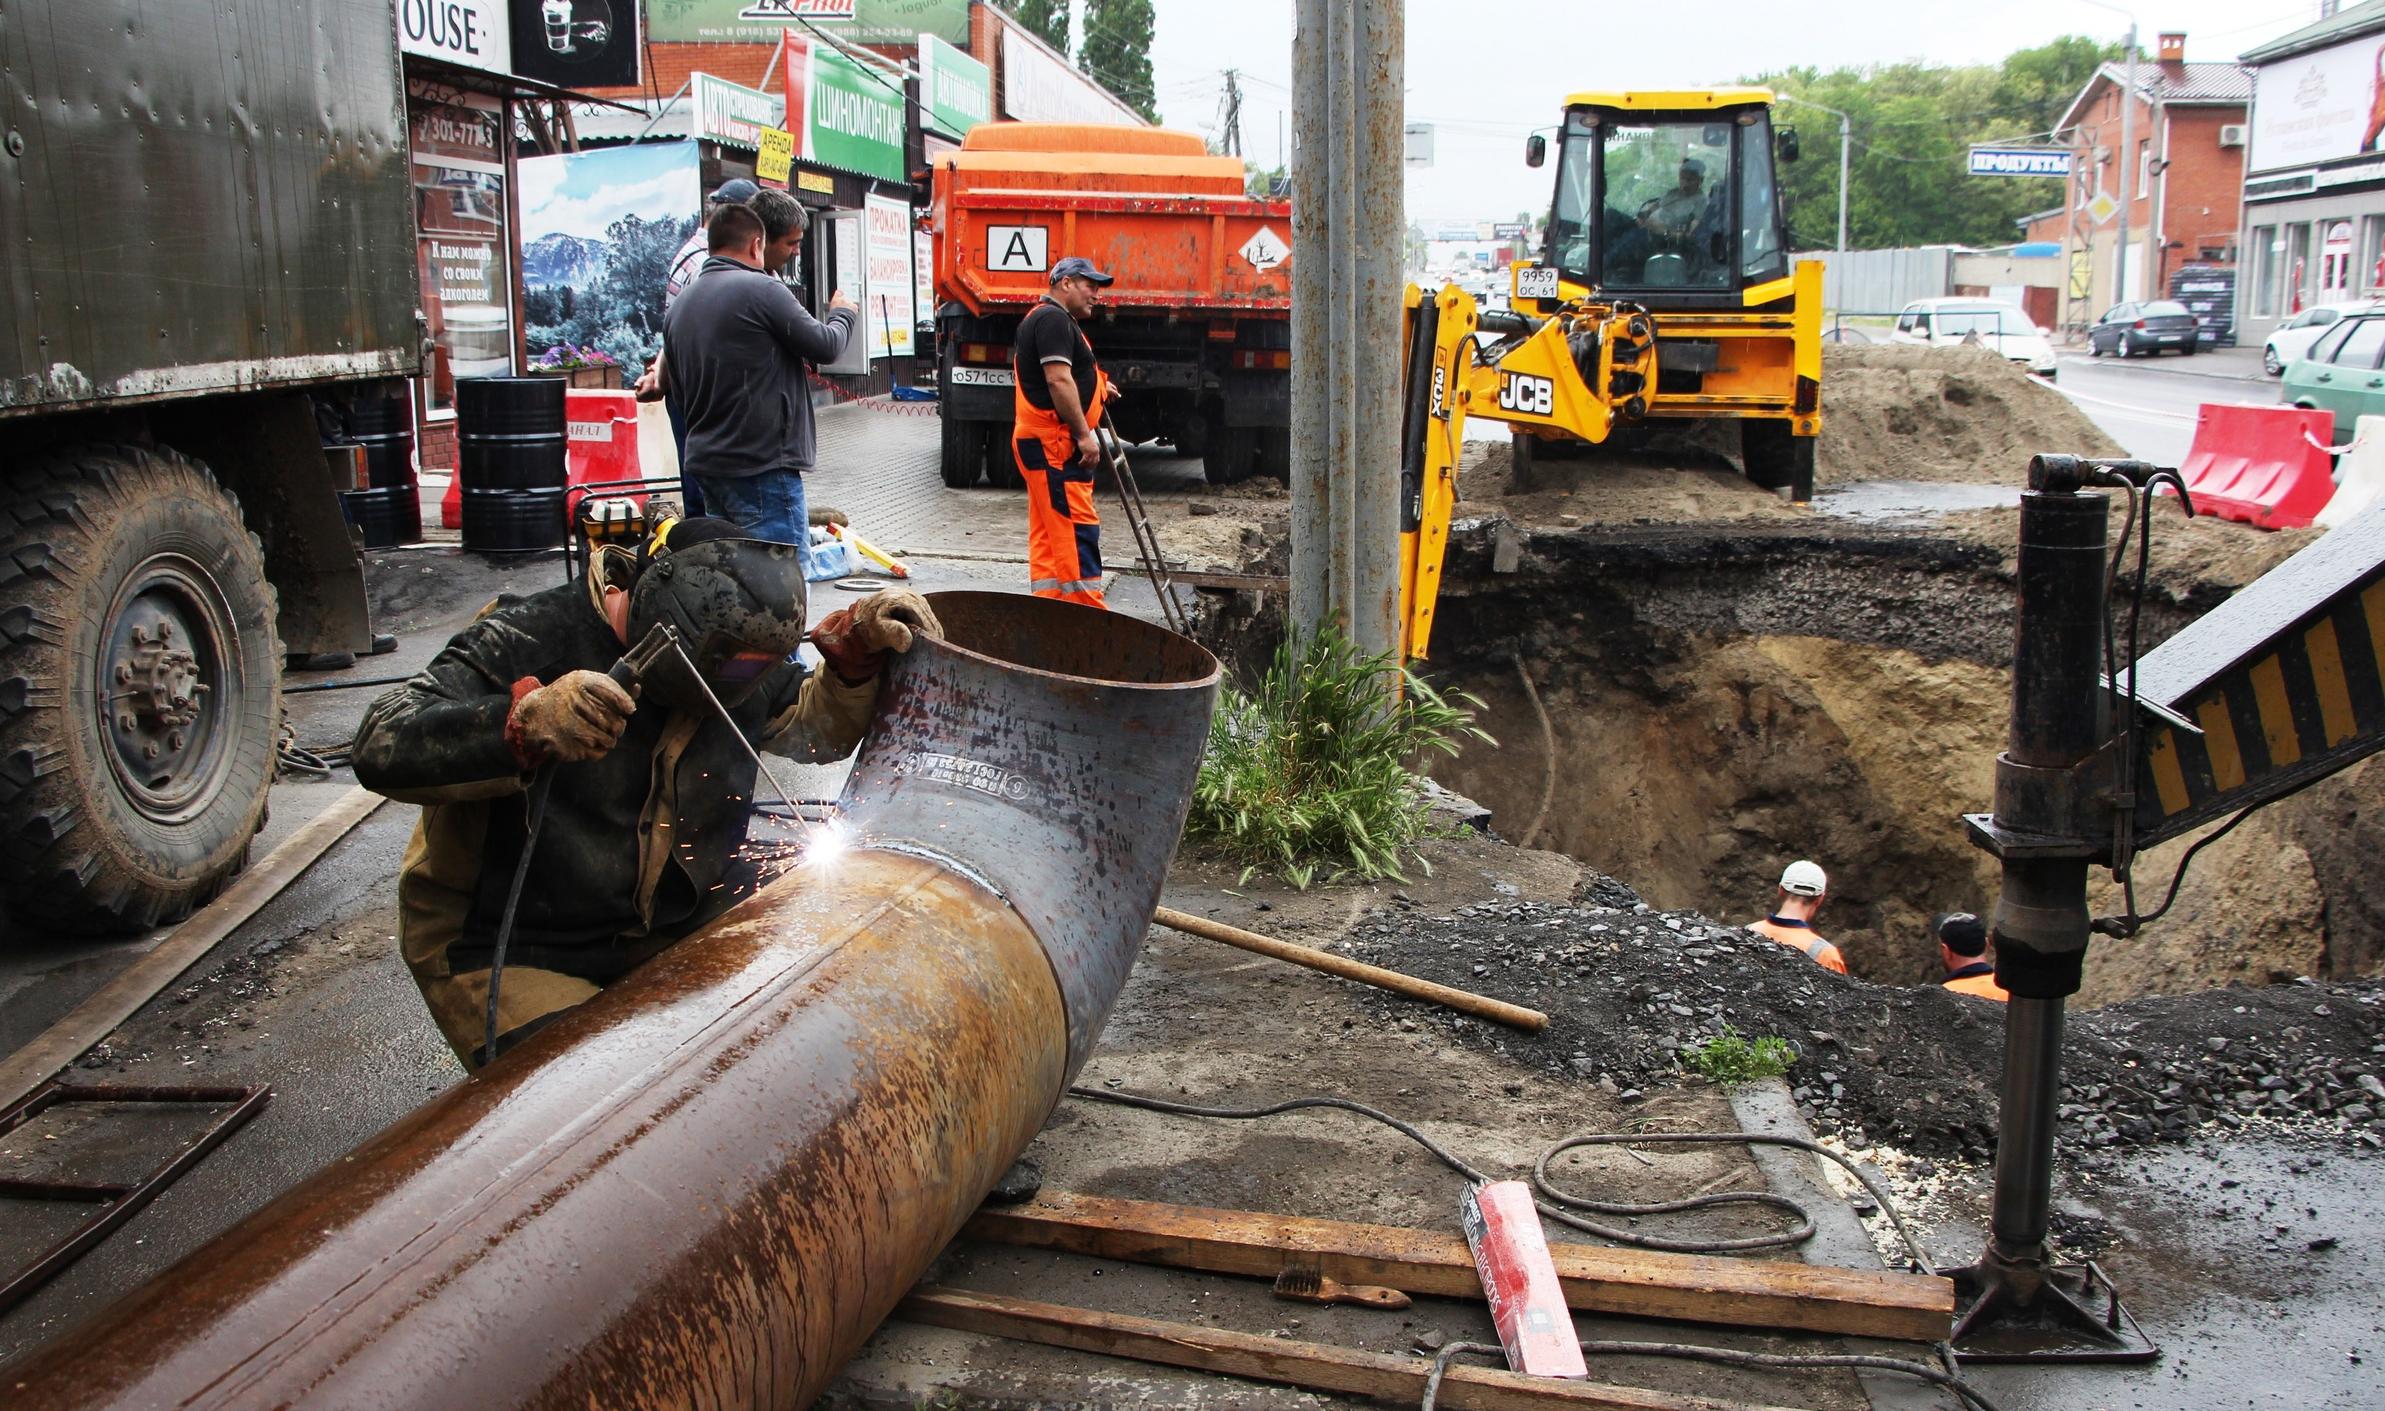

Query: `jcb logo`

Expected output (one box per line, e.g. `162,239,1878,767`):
1430,364,1446,414
1498,373,1554,416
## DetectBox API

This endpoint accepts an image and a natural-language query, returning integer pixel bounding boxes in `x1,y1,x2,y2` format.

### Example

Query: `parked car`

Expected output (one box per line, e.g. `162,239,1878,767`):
2264,302,2376,377
1890,297,2058,378
2281,310,2385,444
2086,300,2203,357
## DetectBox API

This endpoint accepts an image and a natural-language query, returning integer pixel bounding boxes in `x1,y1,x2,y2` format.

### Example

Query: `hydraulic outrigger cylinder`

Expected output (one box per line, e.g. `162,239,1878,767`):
6,592,1220,1410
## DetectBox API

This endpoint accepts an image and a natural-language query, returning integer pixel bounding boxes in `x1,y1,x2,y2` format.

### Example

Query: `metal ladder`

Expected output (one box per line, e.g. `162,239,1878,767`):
1095,428,1189,635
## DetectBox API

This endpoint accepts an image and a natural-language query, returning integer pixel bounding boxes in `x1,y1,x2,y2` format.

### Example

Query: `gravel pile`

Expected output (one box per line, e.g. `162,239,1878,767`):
1332,880,2385,1167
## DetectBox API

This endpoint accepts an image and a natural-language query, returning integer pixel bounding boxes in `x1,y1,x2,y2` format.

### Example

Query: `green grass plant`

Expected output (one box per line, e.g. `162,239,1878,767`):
1186,627,1492,889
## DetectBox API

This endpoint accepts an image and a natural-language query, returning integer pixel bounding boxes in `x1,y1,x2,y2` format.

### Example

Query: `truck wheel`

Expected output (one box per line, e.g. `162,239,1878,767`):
939,414,984,488
1256,428,1292,485
1203,424,1258,485
984,426,1023,490
0,444,280,934
1741,420,1816,501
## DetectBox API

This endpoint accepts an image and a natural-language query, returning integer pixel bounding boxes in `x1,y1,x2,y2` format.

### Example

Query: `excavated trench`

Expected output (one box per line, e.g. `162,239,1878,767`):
1409,520,2385,1003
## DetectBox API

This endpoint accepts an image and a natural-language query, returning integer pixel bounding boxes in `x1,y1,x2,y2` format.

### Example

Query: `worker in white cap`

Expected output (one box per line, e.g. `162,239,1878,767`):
1747,860,1846,974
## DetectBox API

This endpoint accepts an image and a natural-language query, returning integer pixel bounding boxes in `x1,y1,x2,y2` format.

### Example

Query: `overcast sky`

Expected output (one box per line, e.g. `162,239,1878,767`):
1146,0,2327,224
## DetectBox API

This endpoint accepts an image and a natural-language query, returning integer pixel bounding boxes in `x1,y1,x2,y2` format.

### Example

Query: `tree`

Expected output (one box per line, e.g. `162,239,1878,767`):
1001,0,1070,54
1080,0,1157,122
1750,36,2121,255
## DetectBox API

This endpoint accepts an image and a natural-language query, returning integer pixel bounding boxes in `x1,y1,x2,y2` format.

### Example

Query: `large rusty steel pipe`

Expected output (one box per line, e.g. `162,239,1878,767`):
7,592,1219,1409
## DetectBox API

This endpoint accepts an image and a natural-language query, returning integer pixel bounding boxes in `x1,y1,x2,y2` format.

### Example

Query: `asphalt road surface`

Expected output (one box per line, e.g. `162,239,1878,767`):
2049,347,2279,466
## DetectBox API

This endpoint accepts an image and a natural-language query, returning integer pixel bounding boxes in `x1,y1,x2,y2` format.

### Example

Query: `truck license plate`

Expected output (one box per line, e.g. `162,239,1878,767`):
945,368,1011,387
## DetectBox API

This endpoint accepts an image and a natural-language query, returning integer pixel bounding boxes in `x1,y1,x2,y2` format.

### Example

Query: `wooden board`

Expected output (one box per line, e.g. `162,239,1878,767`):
964,1190,1952,1345
900,1286,1804,1411
0,787,387,1110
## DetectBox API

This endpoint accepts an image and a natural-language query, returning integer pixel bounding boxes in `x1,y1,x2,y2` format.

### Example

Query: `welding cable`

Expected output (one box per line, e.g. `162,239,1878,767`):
1421,1340,2007,1411
483,763,557,1066
1078,1091,1822,1258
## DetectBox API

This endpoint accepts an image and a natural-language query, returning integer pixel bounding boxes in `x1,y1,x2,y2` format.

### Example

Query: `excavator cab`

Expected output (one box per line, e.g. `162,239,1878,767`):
1541,96,1792,303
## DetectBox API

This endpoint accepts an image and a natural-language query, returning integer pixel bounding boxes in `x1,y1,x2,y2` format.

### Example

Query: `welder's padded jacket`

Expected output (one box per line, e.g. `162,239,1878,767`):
352,578,876,983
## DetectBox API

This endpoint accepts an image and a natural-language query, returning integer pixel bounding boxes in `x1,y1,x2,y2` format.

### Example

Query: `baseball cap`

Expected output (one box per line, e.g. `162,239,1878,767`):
1933,911,1989,957
1779,860,1827,897
712,178,761,205
1050,256,1116,287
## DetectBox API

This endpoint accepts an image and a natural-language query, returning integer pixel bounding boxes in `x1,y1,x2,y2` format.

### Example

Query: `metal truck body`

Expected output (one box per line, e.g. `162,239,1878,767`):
0,0,419,932
928,122,1294,487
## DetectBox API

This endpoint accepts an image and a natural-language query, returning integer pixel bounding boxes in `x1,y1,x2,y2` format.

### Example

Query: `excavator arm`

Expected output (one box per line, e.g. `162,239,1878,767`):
1395,282,1659,662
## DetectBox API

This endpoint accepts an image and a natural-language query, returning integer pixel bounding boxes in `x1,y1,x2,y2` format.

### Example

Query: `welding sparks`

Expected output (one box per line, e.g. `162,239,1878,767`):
801,819,852,869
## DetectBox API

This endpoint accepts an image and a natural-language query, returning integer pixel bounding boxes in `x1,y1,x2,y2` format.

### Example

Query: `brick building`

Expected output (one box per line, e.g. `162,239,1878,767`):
2050,32,2249,331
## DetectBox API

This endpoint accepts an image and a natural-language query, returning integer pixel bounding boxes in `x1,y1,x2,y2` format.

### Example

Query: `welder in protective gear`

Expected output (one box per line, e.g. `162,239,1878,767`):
352,517,942,1068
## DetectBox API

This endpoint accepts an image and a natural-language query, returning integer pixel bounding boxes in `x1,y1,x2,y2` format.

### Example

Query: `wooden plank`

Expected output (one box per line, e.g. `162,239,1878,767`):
0,786,387,1109
899,1286,1801,1411
963,1190,1952,1345
1152,905,1549,1032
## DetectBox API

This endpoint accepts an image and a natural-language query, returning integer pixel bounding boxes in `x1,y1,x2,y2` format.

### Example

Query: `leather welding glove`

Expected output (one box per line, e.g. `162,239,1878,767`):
851,589,942,655
507,670,637,764
810,592,941,683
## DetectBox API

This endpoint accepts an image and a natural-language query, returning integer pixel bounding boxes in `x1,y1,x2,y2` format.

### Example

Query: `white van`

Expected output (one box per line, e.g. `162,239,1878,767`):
1890,298,2059,380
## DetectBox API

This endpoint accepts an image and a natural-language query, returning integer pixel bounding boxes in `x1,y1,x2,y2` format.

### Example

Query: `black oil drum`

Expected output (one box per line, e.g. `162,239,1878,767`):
460,487,568,553
456,377,566,492
338,484,422,548
347,391,417,490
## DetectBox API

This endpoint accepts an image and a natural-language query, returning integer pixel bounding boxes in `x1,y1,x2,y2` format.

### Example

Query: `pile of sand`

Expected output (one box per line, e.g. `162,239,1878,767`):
1820,342,2122,486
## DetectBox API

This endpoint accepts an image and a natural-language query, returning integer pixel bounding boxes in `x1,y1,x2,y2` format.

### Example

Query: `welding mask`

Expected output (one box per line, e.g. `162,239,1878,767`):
625,519,808,714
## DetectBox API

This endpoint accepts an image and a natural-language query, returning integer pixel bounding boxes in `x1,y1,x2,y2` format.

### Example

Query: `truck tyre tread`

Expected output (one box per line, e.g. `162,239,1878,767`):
939,414,984,488
1257,427,1291,485
985,426,1023,489
0,443,280,936
1204,424,1258,485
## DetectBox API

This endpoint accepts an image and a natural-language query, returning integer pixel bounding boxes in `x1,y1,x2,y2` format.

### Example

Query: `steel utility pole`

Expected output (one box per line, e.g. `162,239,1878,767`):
1774,92,1851,252
1289,0,1403,654
2082,1,2142,306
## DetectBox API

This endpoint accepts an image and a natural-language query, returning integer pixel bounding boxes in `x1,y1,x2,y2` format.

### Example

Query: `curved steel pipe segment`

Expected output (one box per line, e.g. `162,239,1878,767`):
8,592,1219,1409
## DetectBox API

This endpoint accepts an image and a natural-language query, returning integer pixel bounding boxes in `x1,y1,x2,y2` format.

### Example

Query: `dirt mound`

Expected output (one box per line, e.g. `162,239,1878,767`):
1331,889,2385,1166
1820,343,2121,486
1455,439,1798,527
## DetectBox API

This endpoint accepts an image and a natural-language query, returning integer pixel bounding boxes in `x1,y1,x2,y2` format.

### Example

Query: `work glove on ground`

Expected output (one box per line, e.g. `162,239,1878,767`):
506,669,638,765
809,590,942,682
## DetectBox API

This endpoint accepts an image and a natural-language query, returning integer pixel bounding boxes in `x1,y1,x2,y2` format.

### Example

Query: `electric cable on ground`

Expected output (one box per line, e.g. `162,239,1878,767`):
1424,1340,2005,1411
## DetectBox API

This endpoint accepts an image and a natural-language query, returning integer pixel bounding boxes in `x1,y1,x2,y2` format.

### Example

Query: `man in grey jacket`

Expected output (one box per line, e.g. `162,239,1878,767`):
662,203,856,542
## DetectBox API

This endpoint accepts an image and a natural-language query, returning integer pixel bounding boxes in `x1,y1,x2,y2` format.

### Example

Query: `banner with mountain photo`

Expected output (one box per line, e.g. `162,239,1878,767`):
518,141,703,371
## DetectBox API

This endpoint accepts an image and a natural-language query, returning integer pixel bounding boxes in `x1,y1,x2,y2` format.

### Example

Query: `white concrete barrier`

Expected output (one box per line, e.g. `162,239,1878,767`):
2320,414,2385,529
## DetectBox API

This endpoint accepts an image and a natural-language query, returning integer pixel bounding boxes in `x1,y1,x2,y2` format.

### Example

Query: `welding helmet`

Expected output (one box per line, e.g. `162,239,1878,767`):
626,517,808,713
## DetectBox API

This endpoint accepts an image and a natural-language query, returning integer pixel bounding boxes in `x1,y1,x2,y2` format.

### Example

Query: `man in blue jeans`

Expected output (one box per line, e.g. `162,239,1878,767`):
662,203,856,543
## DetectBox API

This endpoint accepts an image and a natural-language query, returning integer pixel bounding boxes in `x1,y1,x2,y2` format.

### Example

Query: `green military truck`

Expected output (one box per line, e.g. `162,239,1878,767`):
0,0,419,933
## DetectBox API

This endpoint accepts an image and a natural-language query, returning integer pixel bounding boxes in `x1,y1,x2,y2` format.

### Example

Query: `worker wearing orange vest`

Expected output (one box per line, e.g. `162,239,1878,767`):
1011,256,1119,608
1747,860,1847,974
1932,911,2010,1002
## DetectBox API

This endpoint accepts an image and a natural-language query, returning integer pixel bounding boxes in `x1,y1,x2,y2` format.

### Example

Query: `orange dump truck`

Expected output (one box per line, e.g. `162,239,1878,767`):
928,122,1293,486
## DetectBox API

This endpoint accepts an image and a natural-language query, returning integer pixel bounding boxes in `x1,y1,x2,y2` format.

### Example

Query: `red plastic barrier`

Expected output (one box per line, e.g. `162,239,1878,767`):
2175,402,2337,530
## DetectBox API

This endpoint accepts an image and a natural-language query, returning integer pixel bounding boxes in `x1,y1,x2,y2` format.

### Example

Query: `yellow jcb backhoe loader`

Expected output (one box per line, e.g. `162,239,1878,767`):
1399,88,1825,663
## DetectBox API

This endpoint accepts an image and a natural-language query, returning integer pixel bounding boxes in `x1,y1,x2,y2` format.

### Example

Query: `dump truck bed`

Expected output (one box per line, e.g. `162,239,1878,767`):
932,124,1291,318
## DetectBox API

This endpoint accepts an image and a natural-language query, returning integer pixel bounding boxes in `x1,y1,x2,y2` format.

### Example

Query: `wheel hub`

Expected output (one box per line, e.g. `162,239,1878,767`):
99,563,237,820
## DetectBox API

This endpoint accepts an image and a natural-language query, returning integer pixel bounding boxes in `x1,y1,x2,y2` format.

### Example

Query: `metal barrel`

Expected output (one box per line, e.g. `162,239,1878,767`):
455,376,567,490
6,592,1220,1409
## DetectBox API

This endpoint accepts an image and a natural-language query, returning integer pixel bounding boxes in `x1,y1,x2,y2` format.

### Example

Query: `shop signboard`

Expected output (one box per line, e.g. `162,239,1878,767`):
864,193,917,358
914,229,936,334
785,30,906,183
649,0,968,45
692,71,783,152
409,93,513,415
1966,146,2072,178
398,0,513,75
1000,26,1141,126
757,127,795,183
918,33,990,139
507,0,642,89
2250,32,2385,173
